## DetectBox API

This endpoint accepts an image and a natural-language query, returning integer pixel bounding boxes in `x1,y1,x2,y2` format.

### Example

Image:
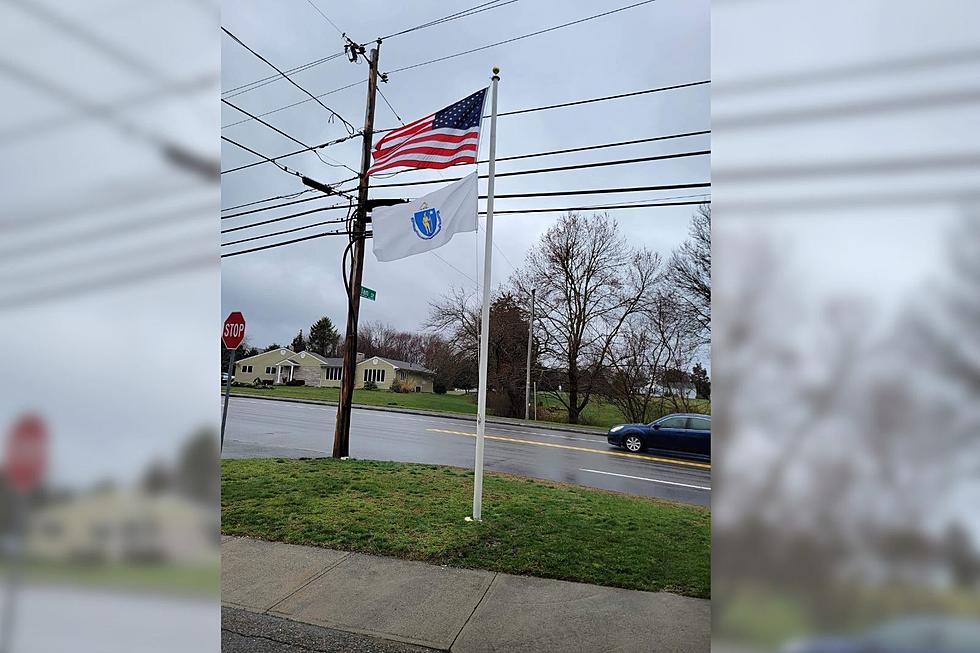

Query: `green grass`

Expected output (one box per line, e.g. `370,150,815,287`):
232,385,479,414
221,458,710,598
7,560,218,596
230,385,710,429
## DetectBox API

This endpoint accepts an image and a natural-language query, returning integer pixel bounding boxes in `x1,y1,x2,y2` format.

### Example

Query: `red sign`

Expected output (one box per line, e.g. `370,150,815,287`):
6,414,47,491
222,311,246,349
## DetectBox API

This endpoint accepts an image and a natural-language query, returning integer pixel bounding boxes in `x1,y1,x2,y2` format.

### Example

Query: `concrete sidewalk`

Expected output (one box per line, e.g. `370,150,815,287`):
222,536,709,652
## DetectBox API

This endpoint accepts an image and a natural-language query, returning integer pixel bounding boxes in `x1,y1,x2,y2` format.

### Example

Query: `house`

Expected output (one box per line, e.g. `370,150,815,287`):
27,489,216,565
234,348,435,392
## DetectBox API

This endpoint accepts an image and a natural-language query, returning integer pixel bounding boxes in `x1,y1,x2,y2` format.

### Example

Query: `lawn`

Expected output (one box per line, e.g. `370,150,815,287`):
7,560,218,596
230,384,710,429
231,384,478,414
221,458,710,598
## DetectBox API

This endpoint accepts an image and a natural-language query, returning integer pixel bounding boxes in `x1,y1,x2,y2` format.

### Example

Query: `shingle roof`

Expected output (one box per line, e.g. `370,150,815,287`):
302,351,343,366
375,357,435,375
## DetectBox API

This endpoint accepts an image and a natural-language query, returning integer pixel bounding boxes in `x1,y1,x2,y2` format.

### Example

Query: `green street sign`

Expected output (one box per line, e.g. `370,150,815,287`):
360,286,376,301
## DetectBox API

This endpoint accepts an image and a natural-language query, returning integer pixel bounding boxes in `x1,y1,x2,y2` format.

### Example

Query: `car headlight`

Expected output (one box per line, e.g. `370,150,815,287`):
609,425,624,433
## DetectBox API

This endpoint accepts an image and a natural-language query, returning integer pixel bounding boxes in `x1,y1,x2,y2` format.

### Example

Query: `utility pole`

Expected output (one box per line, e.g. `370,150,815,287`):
333,41,380,459
524,288,535,420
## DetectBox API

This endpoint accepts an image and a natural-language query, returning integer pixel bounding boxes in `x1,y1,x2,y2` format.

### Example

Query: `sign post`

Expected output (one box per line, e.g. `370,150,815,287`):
221,311,246,451
2,414,48,653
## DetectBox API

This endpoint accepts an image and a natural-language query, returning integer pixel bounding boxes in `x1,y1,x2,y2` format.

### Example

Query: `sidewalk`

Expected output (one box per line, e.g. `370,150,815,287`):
227,391,610,436
221,536,709,652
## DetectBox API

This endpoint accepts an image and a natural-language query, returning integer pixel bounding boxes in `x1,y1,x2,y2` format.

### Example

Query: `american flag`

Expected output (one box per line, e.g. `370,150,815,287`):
368,88,488,176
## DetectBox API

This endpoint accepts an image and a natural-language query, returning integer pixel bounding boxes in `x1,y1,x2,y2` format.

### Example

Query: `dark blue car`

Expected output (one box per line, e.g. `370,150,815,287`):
782,617,980,653
606,413,710,460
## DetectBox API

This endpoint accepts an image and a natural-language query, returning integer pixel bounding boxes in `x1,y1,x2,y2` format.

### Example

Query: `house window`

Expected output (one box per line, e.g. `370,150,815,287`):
241,365,252,373
325,367,341,381
265,366,274,374
363,368,386,383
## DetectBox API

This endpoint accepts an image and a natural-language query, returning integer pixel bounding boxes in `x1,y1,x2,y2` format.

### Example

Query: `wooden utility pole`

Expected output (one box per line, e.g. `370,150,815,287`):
524,288,535,420
333,42,380,458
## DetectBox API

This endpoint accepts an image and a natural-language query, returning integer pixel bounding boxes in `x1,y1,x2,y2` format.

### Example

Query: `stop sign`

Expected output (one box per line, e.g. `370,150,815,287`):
222,311,246,349
6,414,47,491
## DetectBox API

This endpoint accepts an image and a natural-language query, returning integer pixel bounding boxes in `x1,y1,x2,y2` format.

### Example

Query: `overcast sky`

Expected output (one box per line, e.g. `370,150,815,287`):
220,0,711,348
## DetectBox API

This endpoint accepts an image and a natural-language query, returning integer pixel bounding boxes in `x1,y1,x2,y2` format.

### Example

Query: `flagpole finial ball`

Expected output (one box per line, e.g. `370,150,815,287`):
492,66,500,75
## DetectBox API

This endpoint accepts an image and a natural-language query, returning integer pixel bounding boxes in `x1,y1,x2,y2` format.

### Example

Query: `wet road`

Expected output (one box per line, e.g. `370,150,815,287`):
222,397,711,506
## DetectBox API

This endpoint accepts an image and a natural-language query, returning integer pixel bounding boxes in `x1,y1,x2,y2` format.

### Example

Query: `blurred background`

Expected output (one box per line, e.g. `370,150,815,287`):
0,1,218,651
713,0,980,651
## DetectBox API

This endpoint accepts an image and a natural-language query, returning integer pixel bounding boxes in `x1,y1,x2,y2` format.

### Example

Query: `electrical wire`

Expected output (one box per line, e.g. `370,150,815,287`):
221,202,350,234
220,199,709,258
484,199,709,215
377,87,404,124
225,180,710,233
222,1,519,101
222,1,664,129
366,150,710,189
221,26,356,133
222,189,314,213
228,130,709,209
222,52,347,99
221,135,303,178
222,228,356,258
222,216,349,247
385,0,658,75
221,134,361,175
305,0,345,36
222,96,352,172
380,1,515,39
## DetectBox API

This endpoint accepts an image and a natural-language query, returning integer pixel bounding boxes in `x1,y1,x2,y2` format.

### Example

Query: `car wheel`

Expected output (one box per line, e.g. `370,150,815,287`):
623,435,644,453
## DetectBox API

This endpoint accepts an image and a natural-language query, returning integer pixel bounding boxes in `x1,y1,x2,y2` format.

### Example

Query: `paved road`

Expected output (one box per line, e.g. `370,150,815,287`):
222,397,710,506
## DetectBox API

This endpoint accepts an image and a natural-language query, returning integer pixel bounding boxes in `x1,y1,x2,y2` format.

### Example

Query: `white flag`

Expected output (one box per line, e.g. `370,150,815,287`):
371,172,478,262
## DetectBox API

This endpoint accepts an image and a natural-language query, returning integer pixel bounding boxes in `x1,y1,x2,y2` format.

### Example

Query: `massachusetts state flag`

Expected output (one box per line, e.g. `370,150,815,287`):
368,88,488,176
371,172,478,262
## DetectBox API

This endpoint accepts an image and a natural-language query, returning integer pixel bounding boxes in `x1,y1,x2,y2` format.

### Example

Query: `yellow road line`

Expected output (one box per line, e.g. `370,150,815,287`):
425,428,711,470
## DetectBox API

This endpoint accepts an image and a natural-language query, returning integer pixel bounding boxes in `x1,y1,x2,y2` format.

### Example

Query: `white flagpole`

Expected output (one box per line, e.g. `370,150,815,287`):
471,67,500,522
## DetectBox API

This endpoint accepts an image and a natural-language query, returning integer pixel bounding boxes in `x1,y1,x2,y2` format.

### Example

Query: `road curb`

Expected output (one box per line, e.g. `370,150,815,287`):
227,392,609,437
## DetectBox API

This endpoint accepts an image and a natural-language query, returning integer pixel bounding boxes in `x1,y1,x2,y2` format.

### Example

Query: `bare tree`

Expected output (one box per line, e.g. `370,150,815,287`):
602,291,703,421
511,212,660,424
669,204,711,342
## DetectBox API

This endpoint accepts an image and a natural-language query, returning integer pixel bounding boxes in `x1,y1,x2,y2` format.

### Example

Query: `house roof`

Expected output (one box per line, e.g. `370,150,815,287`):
302,351,344,366
374,356,434,375
234,348,296,364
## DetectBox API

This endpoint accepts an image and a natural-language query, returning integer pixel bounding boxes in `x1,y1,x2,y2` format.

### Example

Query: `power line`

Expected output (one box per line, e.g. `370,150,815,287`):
380,0,517,40
368,150,710,189
222,1,520,102
220,26,356,133
222,78,366,130
221,228,356,258
226,130,709,210
222,189,314,213
221,203,350,234
221,185,355,219
220,198,708,259
304,0,345,36
386,0,658,75
377,87,404,124
221,135,304,178
222,52,347,99
484,199,709,215
224,182,710,234
220,133,361,175
222,1,663,129
222,216,349,247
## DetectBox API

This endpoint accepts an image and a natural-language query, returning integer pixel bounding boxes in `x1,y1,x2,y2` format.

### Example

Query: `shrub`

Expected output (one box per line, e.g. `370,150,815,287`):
390,379,403,393
284,379,305,386
364,380,378,391
434,382,447,394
